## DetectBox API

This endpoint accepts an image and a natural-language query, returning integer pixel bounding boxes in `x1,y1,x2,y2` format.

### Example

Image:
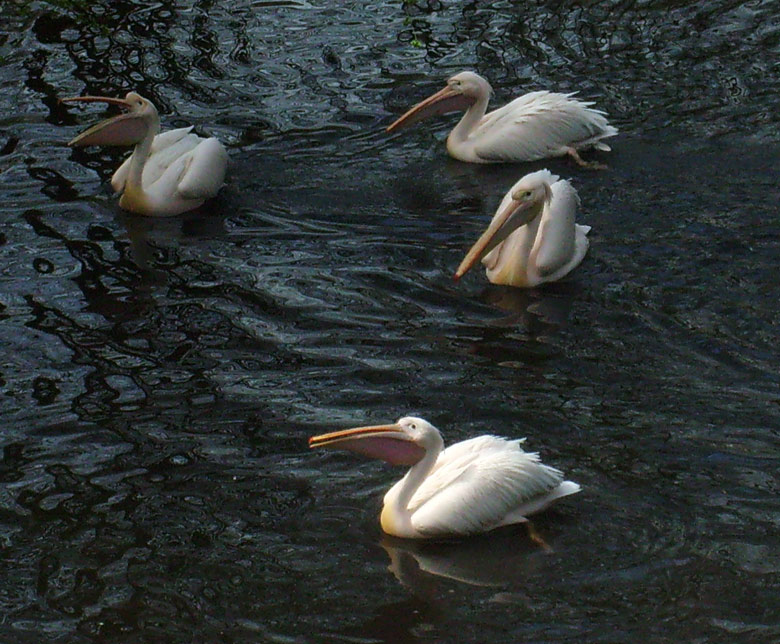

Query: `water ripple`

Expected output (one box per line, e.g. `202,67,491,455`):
1,1,779,642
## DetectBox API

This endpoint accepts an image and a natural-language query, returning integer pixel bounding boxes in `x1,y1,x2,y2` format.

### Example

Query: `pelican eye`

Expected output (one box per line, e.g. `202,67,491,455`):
409,423,417,430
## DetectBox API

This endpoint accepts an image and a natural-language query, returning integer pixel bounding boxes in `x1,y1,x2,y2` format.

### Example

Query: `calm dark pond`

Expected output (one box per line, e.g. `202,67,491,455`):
1,1,779,642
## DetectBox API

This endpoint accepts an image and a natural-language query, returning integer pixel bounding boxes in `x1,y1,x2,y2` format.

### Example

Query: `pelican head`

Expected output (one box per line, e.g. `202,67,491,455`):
62,91,160,147
386,71,492,133
455,170,557,280
445,71,493,100
308,416,442,466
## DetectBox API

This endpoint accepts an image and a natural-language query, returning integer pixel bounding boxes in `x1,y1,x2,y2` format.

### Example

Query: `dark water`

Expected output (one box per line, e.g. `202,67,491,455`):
1,0,779,642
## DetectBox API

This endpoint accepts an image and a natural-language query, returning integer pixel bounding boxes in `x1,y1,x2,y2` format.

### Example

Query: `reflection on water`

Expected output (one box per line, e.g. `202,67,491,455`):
1,0,779,642
381,528,549,593
117,206,231,275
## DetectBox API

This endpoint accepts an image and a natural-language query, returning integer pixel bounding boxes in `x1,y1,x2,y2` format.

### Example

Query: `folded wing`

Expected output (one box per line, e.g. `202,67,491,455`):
408,436,566,537
474,92,614,163
176,137,228,200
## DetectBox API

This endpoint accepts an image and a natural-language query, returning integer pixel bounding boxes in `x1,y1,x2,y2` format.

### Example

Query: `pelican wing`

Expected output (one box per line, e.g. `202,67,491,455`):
112,127,197,193
408,436,565,537
150,126,196,154
176,137,228,200
144,132,203,188
111,160,130,194
533,179,581,277
474,92,614,163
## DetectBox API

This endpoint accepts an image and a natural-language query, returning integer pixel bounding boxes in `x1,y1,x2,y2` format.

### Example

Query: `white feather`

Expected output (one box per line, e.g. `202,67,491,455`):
391,71,617,165
473,91,616,163
370,418,581,538
69,91,228,216
112,126,196,193
404,436,571,537
480,172,590,287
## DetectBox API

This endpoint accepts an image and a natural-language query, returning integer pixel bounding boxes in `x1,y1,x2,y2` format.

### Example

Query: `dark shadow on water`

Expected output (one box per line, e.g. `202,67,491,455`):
117,199,231,273
477,282,578,330
3,1,780,643
339,596,445,644
379,526,549,596
328,525,566,643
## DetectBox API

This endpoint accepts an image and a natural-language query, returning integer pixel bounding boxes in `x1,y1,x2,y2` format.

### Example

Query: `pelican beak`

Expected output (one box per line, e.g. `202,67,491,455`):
61,95,132,109
454,198,535,280
61,96,146,147
386,85,473,133
309,423,425,466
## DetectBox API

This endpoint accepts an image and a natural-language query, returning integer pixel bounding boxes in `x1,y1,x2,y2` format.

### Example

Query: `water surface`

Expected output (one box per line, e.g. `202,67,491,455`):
1,1,778,642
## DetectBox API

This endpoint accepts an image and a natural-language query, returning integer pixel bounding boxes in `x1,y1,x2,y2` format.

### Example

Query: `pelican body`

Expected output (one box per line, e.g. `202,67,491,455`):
455,170,590,288
387,71,617,167
309,416,580,539
63,92,227,216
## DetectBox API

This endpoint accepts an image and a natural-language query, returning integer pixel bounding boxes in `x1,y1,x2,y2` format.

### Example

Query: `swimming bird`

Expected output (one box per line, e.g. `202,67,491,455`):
454,169,589,288
62,92,228,216
308,416,580,539
386,71,617,168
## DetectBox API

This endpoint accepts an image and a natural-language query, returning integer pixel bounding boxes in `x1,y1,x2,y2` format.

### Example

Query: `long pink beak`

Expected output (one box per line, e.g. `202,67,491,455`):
61,95,148,147
61,96,132,109
454,198,532,280
386,85,473,133
309,423,426,466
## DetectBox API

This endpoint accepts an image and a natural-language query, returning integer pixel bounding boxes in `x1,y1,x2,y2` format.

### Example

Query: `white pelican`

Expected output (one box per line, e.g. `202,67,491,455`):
62,92,227,216
454,169,589,288
386,71,617,168
308,416,580,539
